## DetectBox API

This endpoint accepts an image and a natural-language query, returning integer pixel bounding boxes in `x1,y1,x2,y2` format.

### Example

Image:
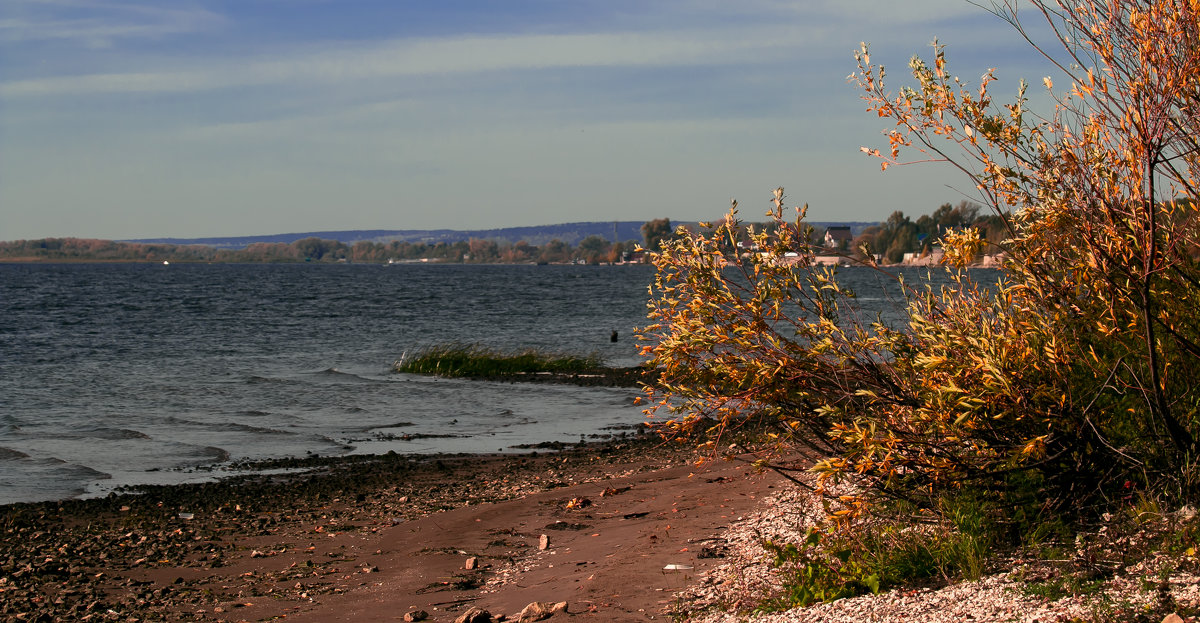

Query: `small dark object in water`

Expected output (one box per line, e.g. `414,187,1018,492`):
610,330,618,342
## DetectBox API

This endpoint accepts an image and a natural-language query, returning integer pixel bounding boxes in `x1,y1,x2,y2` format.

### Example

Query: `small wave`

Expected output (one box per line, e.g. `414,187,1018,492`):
70,463,112,480
223,422,293,436
489,409,536,428
0,447,30,460
14,427,153,442
155,415,213,428
201,445,231,462
21,456,112,479
0,458,113,504
316,434,353,452
311,368,378,383
240,410,272,417
368,421,415,431
86,427,152,440
245,375,290,385
493,416,537,429
154,443,234,472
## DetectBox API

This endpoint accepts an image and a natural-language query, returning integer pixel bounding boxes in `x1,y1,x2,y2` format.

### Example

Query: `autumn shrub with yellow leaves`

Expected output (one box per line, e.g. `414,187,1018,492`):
637,0,1200,601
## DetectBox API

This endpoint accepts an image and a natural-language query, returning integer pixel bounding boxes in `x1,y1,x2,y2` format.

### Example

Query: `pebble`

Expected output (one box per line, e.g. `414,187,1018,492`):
454,606,493,623
0,438,694,621
516,600,568,622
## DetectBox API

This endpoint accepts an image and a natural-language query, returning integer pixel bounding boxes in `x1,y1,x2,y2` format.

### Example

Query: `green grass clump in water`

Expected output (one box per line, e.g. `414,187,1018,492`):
393,344,606,378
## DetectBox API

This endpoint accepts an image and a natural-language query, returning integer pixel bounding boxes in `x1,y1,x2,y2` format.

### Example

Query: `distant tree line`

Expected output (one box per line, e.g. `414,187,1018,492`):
0,203,1007,265
842,201,1008,263
680,201,1008,265
0,232,648,264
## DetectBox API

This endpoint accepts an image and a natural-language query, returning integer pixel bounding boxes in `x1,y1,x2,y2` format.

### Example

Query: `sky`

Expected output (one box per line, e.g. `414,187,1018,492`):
0,0,1058,240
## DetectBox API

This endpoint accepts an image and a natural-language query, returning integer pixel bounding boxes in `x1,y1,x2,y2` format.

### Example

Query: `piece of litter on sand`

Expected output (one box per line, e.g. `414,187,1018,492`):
662,564,693,571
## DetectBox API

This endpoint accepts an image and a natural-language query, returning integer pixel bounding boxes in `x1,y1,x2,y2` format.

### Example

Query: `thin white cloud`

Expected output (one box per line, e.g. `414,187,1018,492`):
0,25,810,97
0,0,225,46
0,0,1029,98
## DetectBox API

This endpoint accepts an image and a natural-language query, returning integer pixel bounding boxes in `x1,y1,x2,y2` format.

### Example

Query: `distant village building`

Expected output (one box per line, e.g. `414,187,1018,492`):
823,226,853,250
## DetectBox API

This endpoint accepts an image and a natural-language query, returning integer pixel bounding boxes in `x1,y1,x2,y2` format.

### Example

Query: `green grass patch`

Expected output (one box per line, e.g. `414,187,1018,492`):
1019,573,1107,601
756,492,997,613
393,343,607,379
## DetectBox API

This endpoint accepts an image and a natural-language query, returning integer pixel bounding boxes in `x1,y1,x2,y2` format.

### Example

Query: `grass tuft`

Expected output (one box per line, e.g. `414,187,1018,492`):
756,492,998,613
393,343,607,379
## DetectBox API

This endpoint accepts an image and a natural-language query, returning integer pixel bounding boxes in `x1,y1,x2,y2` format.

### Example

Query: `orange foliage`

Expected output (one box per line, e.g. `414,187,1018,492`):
639,0,1200,518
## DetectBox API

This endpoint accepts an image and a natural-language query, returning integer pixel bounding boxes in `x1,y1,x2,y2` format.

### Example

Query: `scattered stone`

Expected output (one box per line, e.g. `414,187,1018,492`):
1162,614,1185,623
517,601,568,622
454,607,493,623
465,556,478,570
0,436,690,622
404,610,429,622
538,534,549,550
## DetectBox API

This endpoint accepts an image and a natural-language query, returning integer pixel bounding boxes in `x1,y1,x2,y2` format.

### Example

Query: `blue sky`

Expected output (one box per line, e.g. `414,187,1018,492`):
1,1,1054,240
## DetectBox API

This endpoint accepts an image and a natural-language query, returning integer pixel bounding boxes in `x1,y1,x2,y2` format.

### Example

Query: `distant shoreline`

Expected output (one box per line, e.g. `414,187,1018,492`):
0,257,1007,269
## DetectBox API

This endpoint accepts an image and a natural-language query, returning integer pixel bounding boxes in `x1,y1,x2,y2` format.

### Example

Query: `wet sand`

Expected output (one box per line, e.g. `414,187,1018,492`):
1,435,782,622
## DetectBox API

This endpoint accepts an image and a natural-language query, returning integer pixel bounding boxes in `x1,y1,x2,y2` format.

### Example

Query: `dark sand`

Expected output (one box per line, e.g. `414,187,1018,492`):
1,436,782,622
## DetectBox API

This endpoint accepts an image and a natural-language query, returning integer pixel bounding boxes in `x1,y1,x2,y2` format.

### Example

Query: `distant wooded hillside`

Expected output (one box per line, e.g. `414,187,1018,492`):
0,217,948,265
123,222,656,250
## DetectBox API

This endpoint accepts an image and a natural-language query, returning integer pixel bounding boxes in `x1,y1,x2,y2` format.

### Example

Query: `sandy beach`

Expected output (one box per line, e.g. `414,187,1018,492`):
0,435,783,622
7,434,1200,623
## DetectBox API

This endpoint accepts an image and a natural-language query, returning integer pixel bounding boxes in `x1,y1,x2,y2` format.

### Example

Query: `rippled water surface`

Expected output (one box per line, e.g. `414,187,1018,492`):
0,263,663,504
0,262,998,504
